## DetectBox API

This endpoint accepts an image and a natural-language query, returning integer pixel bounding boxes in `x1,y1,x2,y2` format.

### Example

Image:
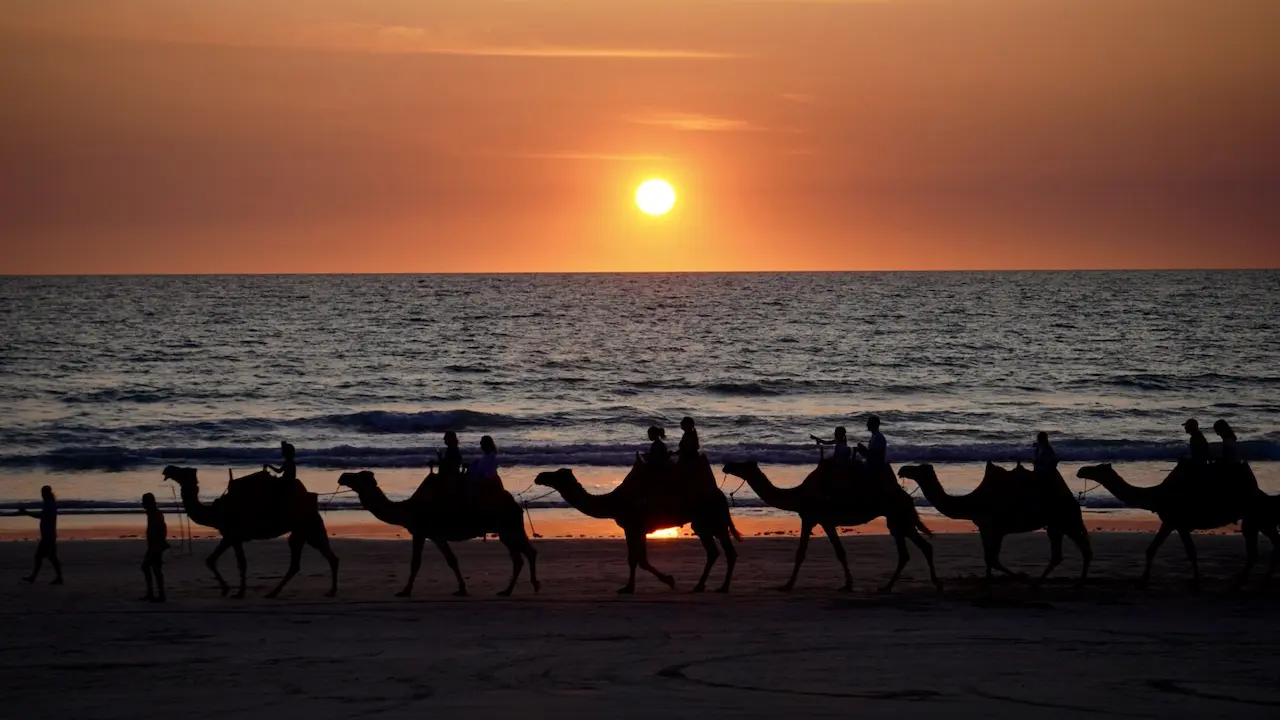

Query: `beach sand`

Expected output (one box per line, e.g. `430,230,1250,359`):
2,533,1278,719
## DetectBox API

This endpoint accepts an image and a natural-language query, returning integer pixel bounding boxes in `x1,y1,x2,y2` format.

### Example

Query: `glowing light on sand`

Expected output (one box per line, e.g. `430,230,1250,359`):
635,179,676,215
647,527,680,539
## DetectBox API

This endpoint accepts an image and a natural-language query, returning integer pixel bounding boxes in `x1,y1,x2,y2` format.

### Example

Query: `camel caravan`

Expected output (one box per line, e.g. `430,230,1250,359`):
20,416,1275,601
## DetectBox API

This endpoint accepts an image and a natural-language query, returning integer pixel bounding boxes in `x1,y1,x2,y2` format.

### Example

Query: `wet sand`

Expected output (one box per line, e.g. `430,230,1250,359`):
2,534,1278,719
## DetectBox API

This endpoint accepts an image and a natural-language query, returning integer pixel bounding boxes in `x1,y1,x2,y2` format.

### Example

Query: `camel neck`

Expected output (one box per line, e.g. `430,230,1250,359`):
554,482,617,520
1091,471,1159,511
911,473,975,521
353,486,412,528
737,469,803,513
178,483,220,528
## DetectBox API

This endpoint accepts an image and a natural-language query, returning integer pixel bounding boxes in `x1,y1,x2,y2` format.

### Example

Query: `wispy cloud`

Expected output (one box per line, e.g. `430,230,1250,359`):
631,113,758,132
514,152,674,162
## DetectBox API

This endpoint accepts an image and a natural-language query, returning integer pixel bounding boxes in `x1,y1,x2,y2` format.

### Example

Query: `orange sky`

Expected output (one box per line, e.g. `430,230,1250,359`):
1,0,1277,273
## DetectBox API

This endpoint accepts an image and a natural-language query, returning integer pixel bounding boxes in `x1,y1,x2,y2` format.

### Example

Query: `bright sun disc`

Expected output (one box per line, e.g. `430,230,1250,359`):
636,179,676,216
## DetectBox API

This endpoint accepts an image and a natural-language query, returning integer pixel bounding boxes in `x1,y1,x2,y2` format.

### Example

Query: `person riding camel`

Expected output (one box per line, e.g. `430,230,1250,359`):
436,431,463,477
1184,419,1211,465
467,435,501,501
1033,432,1058,475
645,426,671,465
855,415,887,471
264,441,304,498
811,426,852,463
675,417,700,465
1213,420,1239,464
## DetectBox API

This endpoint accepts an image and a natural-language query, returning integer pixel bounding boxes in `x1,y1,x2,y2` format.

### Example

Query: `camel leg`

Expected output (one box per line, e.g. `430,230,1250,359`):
266,534,304,599
397,535,425,597
634,537,676,589
1139,524,1175,589
1035,528,1065,587
432,540,467,597
206,538,233,596
982,531,1021,579
1176,528,1200,591
880,533,911,594
307,530,339,598
233,542,248,599
1068,529,1093,587
523,539,540,593
907,530,942,594
620,532,640,594
780,523,814,592
715,532,737,594
497,538,524,597
692,532,719,593
821,524,854,592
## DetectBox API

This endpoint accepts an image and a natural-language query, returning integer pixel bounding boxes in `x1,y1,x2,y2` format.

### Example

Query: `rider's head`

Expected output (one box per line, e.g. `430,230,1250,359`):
1036,431,1049,446
281,441,295,459
480,435,496,454
41,485,54,502
867,415,881,432
444,431,458,447
1183,419,1199,434
1213,419,1235,440
142,492,157,510
835,426,847,439
648,426,666,441
681,416,695,432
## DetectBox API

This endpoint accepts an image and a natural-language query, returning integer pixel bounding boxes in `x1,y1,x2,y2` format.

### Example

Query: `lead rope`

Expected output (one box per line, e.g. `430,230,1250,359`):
168,484,192,556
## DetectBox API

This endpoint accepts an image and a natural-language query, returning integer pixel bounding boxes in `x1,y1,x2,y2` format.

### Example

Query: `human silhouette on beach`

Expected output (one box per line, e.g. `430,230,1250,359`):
469,435,501,499
855,415,887,470
140,492,169,602
645,426,670,465
19,485,63,585
811,426,851,462
264,440,297,482
1214,420,1239,463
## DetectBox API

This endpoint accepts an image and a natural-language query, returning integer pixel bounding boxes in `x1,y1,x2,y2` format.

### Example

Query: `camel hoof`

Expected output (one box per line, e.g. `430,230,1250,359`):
775,585,794,593
497,589,513,597
324,590,336,598
219,586,230,597
691,584,706,593
836,584,853,593
1136,579,1150,591
714,585,730,594
138,595,154,603
233,592,247,600
452,589,469,598
617,586,635,595
877,584,894,594
660,575,676,589
532,581,542,593
394,589,412,598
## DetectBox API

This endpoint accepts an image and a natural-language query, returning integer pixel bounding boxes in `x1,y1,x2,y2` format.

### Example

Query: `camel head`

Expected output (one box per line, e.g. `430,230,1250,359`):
534,468,579,492
162,466,199,489
337,470,378,492
721,460,759,479
896,464,937,484
1076,463,1115,482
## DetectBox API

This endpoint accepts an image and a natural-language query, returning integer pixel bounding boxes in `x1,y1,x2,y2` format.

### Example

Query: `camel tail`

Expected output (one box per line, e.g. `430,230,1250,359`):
914,512,933,537
728,517,743,542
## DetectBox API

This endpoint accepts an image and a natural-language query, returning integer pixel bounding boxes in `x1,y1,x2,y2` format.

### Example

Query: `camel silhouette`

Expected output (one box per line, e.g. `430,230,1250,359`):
337,470,539,597
722,460,940,593
162,466,339,598
1077,461,1280,588
898,462,1092,585
534,455,739,594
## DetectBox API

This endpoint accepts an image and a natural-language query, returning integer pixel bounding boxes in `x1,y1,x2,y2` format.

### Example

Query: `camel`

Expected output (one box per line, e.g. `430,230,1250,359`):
162,466,339,598
534,456,740,594
898,462,1092,585
722,460,941,593
337,470,539,597
1077,462,1280,588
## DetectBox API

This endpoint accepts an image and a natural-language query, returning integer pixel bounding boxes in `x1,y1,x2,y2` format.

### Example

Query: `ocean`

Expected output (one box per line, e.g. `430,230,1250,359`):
2,272,1278,525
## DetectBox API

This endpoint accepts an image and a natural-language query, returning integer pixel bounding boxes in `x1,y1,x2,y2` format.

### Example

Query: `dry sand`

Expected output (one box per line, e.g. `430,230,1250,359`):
2,533,1278,719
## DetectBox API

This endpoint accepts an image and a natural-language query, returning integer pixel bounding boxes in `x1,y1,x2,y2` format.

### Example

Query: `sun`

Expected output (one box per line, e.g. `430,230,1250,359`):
635,179,676,216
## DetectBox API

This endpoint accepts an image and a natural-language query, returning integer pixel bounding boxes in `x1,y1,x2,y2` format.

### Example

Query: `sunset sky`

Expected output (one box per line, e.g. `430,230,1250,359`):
1,0,1277,273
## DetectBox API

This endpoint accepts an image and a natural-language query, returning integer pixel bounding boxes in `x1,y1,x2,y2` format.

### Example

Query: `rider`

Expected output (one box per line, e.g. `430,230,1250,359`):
1184,419,1211,465
1033,432,1058,475
675,416,700,464
1213,420,1239,464
264,441,303,496
437,431,464,477
645,426,671,465
469,435,500,497
811,427,852,462
855,415,887,472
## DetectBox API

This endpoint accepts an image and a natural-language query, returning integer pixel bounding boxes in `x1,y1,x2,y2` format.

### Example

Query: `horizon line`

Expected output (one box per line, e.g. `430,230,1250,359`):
3,268,1277,279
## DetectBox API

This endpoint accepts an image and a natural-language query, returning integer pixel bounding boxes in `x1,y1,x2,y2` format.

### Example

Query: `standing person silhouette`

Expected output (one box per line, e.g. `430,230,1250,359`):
20,486,63,585
141,492,169,602
855,415,887,472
